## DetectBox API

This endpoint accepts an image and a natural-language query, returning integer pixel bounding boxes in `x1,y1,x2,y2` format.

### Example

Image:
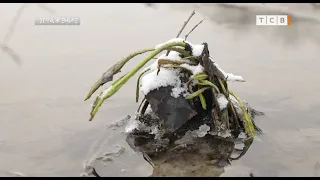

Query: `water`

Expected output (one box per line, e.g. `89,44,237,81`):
0,3,320,177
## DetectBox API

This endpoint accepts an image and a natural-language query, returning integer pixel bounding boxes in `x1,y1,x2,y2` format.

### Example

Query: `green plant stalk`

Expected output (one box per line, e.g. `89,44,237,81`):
197,80,220,93
216,78,241,131
199,93,207,110
89,41,186,121
166,47,190,57
84,48,155,101
228,101,240,130
181,56,197,61
162,64,193,74
136,68,151,103
185,87,209,100
112,73,128,86
218,78,228,96
89,73,129,118
192,72,208,81
186,73,209,92
230,91,256,137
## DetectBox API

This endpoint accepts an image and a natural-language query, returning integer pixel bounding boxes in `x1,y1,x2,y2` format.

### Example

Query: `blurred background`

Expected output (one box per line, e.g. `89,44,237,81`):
0,3,320,177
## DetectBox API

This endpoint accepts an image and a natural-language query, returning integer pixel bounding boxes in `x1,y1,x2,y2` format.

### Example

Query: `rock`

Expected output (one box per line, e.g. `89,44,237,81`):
146,86,198,137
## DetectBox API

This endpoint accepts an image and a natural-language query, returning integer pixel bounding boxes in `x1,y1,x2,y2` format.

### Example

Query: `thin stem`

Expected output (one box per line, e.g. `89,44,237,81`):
197,80,220,93
161,64,193,74
89,41,186,121
185,18,205,40
166,10,195,56
136,68,151,103
137,97,147,113
230,91,256,137
84,48,154,101
176,10,196,38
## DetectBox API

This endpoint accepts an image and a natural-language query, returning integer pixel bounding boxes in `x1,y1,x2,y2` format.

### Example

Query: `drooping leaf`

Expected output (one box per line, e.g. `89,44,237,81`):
136,68,151,103
229,91,256,137
84,48,155,101
89,41,186,121
199,93,206,110
198,80,220,93
192,72,208,81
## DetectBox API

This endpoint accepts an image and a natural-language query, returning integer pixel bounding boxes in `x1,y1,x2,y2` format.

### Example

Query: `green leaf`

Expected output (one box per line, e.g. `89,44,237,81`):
84,48,155,101
198,80,220,93
199,93,206,110
229,91,256,137
185,87,210,100
89,41,186,121
136,68,150,103
192,72,208,81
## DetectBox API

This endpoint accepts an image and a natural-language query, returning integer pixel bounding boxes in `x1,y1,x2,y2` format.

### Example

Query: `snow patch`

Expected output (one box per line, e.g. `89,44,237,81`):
155,38,185,49
193,63,205,75
155,38,204,57
218,130,232,138
171,85,188,98
229,94,243,115
125,118,141,133
142,39,245,100
140,68,181,95
192,44,205,56
210,57,245,82
226,73,245,82
194,124,211,137
216,94,229,110
179,63,204,76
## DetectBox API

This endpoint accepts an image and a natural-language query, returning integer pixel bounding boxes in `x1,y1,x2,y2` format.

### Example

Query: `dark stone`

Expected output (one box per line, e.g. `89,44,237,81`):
146,86,198,137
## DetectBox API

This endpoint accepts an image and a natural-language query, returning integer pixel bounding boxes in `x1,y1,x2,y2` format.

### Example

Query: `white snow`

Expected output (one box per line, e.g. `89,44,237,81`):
171,86,185,98
142,39,245,100
193,64,205,75
125,118,140,133
213,62,227,78
226,73,245,82
195,124,211,137
179,63,204,76
229,94,243,114
210,57,245,82
160,51,182,61
218,130,232,138
216,94,229,110
192,44,205,56
155,38,185,49
168,51,181,59
140,68,182,95
171,83,189,98
144,105,153,114
179,63,198,72
238,132,247,139
155,38,205,57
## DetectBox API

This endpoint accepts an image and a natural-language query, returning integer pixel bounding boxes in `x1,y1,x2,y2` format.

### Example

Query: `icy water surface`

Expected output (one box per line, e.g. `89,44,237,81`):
0,3,320,177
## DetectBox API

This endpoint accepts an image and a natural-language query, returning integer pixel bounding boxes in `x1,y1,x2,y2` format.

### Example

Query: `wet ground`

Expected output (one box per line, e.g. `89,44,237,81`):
0,3,320,177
